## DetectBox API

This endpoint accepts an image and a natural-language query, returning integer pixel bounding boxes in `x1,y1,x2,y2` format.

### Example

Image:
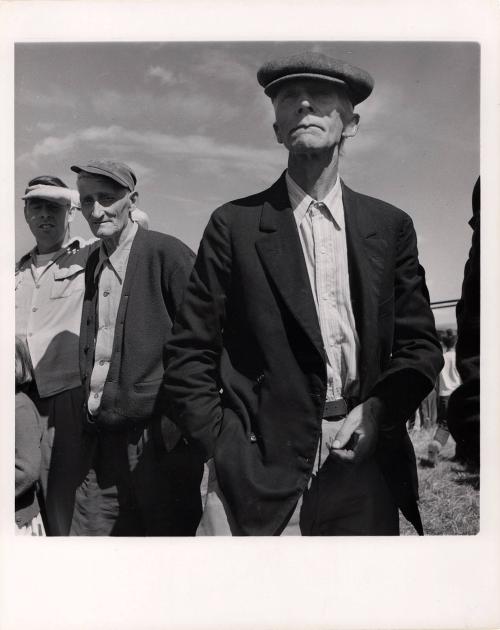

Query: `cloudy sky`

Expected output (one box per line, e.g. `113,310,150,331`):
15,41,479,327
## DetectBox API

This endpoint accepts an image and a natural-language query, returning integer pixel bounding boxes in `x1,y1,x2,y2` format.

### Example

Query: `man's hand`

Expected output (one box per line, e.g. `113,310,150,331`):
326,397,385,464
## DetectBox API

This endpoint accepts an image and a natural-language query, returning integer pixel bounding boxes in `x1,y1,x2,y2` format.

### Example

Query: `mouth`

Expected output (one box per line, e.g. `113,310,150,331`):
37,223,55,229
290,123,323,134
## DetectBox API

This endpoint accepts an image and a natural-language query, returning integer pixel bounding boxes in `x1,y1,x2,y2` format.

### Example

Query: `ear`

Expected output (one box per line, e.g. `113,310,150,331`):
130,191,139,204
273,121,283,145
67,206,76,224
342,113,360,138
24,206,29,224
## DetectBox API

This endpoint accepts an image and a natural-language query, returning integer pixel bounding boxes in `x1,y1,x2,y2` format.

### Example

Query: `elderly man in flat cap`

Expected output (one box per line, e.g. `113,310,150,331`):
70,160,202,536
164,52,443,536
16,175,96,535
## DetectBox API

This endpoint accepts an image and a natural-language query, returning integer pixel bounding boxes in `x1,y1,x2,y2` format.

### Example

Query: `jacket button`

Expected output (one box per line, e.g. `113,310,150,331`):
256,373,264,385
249,432,257,443
84,345,89,353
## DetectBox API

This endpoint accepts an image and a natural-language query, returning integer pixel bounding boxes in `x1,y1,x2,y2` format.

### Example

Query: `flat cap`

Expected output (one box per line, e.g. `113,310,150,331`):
257,52,374,105
71,160,137,191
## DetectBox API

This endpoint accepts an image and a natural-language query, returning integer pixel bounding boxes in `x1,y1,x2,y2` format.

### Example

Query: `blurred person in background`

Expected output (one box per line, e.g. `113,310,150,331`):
427,331,461,466
131,205,150,229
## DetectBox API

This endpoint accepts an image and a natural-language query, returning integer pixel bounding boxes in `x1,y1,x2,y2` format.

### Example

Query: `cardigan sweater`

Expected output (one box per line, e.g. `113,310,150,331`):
80,227,194,441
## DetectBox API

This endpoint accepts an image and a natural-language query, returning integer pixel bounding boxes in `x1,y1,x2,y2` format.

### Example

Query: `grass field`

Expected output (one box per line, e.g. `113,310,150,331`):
400,428,480,536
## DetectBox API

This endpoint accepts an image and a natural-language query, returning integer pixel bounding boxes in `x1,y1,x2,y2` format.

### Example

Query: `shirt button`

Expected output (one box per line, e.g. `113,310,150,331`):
35,284,40,289
32,307,37,312
103,290,110,297
94,393,99,399
99,360,105,366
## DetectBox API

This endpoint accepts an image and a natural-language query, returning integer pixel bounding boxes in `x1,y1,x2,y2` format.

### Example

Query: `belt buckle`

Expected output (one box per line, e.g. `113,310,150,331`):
323,398,348,420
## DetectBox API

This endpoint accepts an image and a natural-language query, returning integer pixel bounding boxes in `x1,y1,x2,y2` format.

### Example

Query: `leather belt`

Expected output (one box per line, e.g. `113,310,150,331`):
323,397,355,421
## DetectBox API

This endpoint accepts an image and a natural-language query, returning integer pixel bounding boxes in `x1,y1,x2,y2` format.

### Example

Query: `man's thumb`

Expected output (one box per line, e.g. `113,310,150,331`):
331,422,352,449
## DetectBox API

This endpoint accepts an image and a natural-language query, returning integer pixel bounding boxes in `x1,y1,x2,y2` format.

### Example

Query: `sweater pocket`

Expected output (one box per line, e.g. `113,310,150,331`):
133,378,163,394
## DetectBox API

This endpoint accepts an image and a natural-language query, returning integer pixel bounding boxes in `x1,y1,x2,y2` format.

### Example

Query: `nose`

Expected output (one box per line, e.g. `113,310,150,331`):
297,96,314,114
90,202,105,219
39,204,55,219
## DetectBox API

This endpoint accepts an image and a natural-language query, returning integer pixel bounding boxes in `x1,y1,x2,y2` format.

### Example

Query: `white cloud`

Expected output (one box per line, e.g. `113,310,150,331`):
90,88,239,130
17,125,283,179
145,65,179,86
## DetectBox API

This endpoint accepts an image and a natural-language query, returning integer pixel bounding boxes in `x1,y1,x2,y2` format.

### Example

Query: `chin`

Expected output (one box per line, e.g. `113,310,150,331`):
94,226,113,238
290,142,325,155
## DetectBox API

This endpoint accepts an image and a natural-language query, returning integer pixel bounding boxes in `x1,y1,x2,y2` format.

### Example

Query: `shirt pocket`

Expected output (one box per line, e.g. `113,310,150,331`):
50,265,85,299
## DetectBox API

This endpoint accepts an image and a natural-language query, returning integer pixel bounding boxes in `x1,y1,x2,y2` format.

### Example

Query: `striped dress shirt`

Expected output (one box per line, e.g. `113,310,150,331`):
286,172,360,402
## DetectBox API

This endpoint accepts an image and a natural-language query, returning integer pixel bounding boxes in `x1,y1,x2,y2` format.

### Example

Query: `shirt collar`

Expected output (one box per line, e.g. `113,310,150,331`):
286,171,344,229
16,236,83,271
95,221,138,282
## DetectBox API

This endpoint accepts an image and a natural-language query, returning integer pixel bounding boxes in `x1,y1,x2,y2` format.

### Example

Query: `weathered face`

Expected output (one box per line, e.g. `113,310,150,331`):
24,197,71,253
78,175,136,240
272,79,358,155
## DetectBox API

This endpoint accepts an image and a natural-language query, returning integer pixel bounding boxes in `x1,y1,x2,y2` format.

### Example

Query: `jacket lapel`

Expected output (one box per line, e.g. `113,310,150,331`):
342,182,386,394
255,174,325,361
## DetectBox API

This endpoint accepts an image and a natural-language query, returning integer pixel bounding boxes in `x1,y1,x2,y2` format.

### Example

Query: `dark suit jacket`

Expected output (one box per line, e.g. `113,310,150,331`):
164,173,443,535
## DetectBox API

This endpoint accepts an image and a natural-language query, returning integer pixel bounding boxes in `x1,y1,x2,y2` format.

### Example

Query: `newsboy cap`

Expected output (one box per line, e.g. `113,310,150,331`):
257,52,374,105
71,160,137,191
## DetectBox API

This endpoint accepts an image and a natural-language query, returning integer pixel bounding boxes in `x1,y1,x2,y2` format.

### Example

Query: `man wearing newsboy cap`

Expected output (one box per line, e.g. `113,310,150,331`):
164,52,443,536
70,160,203,536
16,176,96,535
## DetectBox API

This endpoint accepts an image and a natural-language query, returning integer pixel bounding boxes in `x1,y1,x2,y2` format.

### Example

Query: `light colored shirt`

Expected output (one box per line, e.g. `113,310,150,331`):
286,172,360,402
15,237,96,398
88,221,138,415
439,349,461,397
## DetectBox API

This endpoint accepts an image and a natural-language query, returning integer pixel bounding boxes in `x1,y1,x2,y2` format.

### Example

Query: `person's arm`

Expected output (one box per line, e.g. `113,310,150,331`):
162,241,196,322
370,214,444,428
163,209,232,460
15,396,42,497
331,214,443,459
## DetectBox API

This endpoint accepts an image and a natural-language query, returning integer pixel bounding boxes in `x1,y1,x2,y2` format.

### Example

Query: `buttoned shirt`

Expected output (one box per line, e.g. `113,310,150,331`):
286,172,360,402
15,237,96,398
88,221,138,415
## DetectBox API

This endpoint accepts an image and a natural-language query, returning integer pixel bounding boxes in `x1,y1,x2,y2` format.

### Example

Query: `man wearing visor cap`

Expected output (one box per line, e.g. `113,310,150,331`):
70,160,202,536
16,175,96,535
165,52,443,536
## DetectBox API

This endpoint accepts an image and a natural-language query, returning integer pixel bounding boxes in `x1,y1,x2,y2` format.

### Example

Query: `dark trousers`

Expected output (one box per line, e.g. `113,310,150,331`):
296,456,399,536
70,421,203,536
33,385,86,536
